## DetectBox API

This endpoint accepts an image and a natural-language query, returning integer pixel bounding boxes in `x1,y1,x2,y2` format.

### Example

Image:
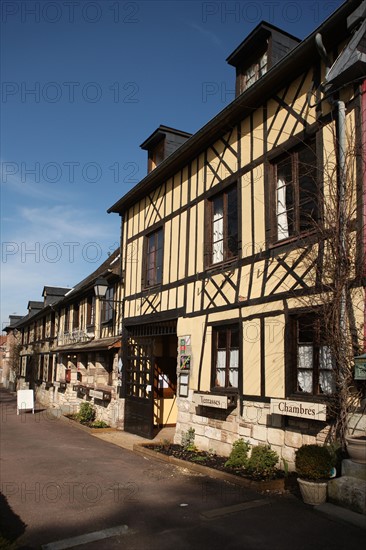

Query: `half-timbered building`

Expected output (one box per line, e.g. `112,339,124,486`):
110,0,366,464
9,249,124,427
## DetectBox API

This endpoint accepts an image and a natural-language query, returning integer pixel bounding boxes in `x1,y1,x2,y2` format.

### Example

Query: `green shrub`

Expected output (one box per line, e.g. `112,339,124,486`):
225,438,250,469
246,445,279,480
295,444,334,481
77,402,96,424
181,427,197,451
90,420,109,428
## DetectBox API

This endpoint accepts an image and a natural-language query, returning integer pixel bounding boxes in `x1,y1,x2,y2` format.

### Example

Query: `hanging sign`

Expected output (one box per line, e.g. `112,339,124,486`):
193,392,228,409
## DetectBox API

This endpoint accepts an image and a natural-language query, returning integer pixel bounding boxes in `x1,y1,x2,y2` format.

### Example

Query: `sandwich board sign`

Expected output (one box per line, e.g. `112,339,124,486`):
17,389,34,414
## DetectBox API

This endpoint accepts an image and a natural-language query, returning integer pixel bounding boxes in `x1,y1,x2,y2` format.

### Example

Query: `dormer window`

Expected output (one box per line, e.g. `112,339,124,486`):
240,50,268,93
140,125,192,174
149,139,165,171
226,22,300,98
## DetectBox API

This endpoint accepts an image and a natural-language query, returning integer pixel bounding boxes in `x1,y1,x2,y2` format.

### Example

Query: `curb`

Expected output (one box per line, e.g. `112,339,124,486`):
133,444,287,493
48,409,117,435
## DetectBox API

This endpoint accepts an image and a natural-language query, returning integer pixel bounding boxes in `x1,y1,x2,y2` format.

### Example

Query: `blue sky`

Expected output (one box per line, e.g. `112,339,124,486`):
0,0,344,329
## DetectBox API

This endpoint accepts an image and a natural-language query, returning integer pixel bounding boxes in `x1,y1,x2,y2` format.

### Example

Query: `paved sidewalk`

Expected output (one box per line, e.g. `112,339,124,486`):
1,388,365,549
91,425,176,451
92,422,366,531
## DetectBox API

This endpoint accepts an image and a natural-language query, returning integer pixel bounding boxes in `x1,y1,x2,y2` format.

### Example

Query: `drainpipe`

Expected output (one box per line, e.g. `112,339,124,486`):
315,33,347,380
318,35,351,445
362,80,366,351
337,99,347,347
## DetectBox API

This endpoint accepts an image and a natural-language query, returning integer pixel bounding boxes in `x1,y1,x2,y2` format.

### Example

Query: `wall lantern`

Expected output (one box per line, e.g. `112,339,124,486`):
93,277,109,299
354,354,366,380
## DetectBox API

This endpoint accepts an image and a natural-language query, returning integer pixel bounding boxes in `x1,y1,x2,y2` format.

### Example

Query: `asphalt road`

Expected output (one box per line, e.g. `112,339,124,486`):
0,388,364,550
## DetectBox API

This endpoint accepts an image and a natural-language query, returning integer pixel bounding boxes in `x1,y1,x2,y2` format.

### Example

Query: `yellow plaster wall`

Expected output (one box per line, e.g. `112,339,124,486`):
240,118,251,167
264,315,285,397
243,318,261,396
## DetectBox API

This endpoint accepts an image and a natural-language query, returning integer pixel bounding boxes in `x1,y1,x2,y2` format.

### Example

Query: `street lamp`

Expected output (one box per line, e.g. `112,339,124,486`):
93,277,109,299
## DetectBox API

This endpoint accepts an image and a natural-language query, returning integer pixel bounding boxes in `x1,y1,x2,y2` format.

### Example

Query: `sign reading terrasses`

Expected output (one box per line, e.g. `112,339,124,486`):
270,399,326,421
89,389,104,400
193,393,228,409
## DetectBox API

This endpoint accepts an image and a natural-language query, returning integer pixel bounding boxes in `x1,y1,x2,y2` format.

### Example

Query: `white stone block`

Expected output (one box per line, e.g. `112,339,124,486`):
252,424,267,442
267,427,285,446
281,446,296,466
178,412,192,424
284,430,303,448
238,425,252,438
205,426,222,441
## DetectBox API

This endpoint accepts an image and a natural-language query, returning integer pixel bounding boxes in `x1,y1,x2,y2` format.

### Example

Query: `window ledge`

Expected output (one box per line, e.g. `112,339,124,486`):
205,258,238,275
269,230,318,250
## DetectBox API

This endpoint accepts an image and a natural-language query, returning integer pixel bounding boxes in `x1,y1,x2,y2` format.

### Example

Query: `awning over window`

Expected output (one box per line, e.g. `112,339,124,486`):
54,337,121,353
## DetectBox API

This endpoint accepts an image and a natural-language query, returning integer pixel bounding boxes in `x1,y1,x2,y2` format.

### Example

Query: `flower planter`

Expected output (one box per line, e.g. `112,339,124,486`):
297,478,328,505
134,444,287,493
345,435,366,464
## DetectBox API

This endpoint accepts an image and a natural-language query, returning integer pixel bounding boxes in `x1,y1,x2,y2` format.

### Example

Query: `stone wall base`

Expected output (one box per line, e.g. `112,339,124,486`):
34,384,124,428
175,392,333,470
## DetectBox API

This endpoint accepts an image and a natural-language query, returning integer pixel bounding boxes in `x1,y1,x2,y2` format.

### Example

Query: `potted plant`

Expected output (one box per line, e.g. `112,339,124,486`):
345,399,366,464
295,444,334,505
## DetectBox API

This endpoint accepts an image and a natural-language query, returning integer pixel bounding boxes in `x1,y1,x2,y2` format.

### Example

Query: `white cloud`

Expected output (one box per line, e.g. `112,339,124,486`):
187,22,222,47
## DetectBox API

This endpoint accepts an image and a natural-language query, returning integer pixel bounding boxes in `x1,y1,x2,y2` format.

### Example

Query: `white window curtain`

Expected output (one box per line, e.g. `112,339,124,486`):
212,207,224,264
216,350,226,386
259,51,268,76
229,348,239,387
277,176,289,240
319,346,335,394
297,344,313,392
244,64,256,88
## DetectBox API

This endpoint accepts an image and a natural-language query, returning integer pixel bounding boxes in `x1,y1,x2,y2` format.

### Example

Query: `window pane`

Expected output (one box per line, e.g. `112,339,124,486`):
146,229,163,286
298,145,317,230
319,346,335,395
227,187,238,257
297,369,313,392
319,346,333,370
319,371,335,394
215,350,226,387
229,348,239,387
259,51,267,76
230,327,239,348
276,157,293,239
156,248,163,284
298,344,313,370
213,196,224,263
217,329,226,349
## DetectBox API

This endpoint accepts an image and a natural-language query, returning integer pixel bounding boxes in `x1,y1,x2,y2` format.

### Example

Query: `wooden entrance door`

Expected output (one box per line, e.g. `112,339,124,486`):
123,320,177,438
124,336,155,438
